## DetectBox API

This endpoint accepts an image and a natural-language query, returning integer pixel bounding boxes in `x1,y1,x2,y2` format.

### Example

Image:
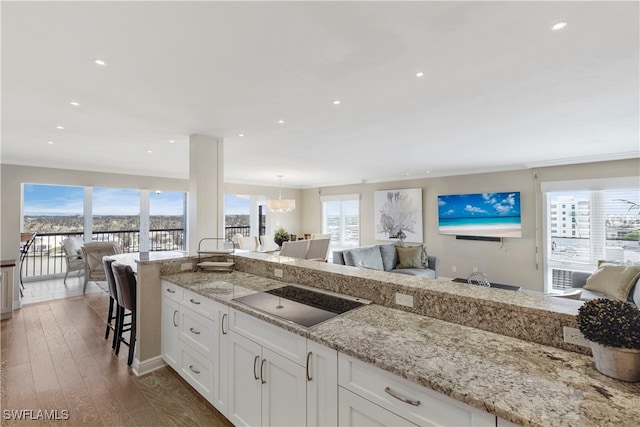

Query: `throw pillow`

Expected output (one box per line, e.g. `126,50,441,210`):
378,243,400,271
584,265,640,301
396,245,424,269
421,244,429,268
344,246,384,271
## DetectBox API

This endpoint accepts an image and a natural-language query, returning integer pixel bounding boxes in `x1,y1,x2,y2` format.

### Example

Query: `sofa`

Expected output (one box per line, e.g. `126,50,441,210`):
571,265,640,306
333,243,439,279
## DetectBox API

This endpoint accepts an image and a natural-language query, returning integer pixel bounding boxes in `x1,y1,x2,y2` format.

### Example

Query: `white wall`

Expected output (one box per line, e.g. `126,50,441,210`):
301,159,640,292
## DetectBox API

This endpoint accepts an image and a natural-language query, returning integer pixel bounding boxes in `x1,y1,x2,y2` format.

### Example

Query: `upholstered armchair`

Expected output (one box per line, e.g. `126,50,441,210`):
80,241,122,293
61,237,85,284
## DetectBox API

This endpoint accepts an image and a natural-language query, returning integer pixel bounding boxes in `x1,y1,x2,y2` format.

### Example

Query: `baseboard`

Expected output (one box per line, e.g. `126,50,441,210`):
133,355,166,377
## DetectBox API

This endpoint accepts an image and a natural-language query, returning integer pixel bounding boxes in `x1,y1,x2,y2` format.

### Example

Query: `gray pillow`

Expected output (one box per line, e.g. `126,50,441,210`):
344,246,384,271
378,243,399,271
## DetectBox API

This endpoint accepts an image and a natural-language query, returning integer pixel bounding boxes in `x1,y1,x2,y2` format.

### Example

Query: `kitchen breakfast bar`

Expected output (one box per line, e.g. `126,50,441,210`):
119,251,640,427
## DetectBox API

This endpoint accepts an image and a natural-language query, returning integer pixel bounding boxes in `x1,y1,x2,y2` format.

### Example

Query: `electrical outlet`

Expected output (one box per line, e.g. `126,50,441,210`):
181,262,193,271
452,265,457,273
563,327,590,347
395,293,414,308
274,268,283,278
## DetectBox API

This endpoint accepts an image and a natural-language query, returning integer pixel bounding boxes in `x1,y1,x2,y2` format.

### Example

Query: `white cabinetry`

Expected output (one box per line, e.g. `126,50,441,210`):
160,281,229,416
228,308,308,427
339,387,417,427
338,354,495,427
307,340,338,427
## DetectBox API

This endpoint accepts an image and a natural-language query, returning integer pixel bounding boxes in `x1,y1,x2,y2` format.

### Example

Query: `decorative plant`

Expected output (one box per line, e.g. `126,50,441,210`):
577,298,640,349
273,227,290,247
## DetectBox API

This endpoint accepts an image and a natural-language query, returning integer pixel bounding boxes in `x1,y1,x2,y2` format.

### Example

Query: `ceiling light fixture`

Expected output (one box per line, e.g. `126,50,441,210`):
94,59,106,66
333,100,341,105
56,125,64,130
69,101,79,106
551,21,568,31
416,72,424,77
278,120,285,124
238,133,245,137
266,175,295,213
47,141,54,145
147,150,153,154
169,140,175,143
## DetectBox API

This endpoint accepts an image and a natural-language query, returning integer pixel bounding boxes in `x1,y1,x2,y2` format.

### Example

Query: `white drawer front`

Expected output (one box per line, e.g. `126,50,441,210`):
338,354,495,427
181,343,214,403
182,288,215,317
180,306,215,358
230,308,307,366
161,280,183,301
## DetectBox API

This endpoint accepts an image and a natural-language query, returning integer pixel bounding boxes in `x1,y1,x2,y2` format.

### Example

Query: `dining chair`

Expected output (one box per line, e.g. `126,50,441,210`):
304,238,331,261
61,236,85,284
233,234,259,250
80,241,121,293
111,262,137,366
310,233,331,240
280,239,310,259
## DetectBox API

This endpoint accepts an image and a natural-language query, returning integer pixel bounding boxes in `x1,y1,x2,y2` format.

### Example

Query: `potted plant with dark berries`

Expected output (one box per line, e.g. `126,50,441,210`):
577,298,640,382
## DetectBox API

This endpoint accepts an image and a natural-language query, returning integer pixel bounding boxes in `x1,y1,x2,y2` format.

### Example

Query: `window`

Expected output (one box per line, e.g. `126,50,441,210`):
150,191,186,251
93,187,141,250
543,178,639,291
321,194,360,257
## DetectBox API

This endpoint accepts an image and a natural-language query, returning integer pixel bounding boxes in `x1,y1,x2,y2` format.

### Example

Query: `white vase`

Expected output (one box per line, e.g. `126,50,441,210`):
590,341,640,382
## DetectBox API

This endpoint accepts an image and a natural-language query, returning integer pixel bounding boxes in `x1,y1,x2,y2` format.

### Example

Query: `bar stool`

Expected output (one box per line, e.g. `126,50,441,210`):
111,262,137,366
102,257,119,349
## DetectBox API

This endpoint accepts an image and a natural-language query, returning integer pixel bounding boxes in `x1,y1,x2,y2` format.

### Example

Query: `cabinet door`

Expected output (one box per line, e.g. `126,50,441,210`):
212,302,229,417
161,296,180,370
307,340,338,427
228,331,262,427
261,347,306,427
339,387,417,427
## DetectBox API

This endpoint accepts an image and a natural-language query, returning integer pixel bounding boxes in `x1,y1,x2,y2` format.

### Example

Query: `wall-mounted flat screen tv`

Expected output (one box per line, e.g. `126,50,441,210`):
437,192,522,238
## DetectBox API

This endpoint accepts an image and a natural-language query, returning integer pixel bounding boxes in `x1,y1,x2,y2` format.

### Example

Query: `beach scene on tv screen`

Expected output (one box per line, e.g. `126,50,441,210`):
438,192,522,238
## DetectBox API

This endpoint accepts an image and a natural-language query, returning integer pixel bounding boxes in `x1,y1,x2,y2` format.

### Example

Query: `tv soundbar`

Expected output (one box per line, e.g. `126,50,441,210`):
455,235,502,242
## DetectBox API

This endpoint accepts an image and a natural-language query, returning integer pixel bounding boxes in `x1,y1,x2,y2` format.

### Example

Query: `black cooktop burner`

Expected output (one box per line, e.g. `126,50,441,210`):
233,285,367,328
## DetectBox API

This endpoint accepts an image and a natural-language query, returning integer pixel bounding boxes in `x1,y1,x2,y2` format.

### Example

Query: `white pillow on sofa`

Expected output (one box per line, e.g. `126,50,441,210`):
583,264,640,301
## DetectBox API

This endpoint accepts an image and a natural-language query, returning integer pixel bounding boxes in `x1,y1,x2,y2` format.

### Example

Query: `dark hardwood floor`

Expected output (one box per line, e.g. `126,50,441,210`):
1,290,232,426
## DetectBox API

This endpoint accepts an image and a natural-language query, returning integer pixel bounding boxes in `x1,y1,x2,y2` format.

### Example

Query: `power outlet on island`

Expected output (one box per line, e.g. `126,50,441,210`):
395,293,414,308
274,268,283,278
181,262,193,271
563,327,590,348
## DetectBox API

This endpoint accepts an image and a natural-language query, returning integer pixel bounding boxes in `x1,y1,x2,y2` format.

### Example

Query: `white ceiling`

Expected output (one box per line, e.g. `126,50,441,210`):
2,1,638,188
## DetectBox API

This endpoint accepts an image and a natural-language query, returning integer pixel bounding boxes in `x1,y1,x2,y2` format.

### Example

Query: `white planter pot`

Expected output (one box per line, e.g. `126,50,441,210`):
590,341,640,382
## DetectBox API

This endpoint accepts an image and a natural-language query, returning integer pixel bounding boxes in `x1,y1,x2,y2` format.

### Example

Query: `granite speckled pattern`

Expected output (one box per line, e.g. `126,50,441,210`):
232,252,588,354
161,269,640,427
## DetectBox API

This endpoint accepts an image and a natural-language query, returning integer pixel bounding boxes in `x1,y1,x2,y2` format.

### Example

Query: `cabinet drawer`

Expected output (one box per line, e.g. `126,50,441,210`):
182,288,215,317
230,308,307,366
339,387,417,427
162,280,182,301
181,342,214,403
180,306,215,358
338,354,495,427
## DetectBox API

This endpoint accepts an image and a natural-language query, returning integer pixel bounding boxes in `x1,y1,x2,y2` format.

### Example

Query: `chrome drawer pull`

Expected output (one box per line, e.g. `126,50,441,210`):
166,288,176,293
189,365,200,374
189,327,200,335
189,299,201,305
306,352,313,381
253,355,260,380
384,387,421,406
172,310,178,327
221,313,228,335
260,358,266,384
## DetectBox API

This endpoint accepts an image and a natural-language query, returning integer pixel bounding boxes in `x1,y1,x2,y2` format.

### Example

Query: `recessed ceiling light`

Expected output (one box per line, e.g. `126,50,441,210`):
551,21,568,31
70,101,80,106
278,120,285,124
405,172,411,176
238,133,245,137
94,59,106,66
147,150,153,154
333,100,341,105
416,72,424,77
47,141,54,145
169,140,175,143
56,125,64,130
426,171,431,174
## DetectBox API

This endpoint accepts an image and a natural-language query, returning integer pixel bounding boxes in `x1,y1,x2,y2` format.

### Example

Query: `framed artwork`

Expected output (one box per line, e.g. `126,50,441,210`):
374,188,423,243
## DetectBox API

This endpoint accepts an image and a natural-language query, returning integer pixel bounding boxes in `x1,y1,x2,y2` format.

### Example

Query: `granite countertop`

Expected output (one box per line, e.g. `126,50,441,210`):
162,270,640,427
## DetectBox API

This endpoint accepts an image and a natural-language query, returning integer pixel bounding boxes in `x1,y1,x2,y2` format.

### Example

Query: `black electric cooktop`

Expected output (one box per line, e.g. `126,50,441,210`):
233,285,369,328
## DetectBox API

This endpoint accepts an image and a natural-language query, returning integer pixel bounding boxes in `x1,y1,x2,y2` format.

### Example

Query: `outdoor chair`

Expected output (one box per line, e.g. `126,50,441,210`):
61,236,85,284
80,241,121,293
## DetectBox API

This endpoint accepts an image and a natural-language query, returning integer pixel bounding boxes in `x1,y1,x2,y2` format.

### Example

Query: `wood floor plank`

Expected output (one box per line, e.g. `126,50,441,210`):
2,289,234,427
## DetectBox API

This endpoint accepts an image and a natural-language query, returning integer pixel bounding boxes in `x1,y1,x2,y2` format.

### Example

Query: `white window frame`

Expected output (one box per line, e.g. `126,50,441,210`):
321,194,360,255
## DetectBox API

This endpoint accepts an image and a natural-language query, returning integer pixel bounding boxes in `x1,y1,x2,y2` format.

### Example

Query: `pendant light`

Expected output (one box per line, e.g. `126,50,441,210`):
267,175,295,213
